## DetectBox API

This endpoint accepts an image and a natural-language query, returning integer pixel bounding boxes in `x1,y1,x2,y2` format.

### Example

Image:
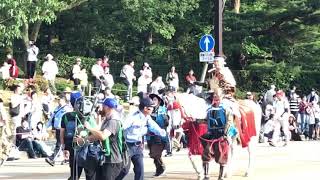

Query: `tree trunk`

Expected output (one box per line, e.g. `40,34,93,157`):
30,21,42,42
234,0,240,14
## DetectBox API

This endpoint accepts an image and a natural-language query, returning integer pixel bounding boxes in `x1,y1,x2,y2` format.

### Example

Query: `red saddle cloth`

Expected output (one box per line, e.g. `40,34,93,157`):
236,103,256,148
183,120,207,155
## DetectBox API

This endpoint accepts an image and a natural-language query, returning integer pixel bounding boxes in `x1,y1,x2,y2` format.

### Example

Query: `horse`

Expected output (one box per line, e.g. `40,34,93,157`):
175,93,262,179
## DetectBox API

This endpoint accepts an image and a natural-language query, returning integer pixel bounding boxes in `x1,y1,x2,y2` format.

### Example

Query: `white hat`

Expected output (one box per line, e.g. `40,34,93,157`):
144,62,149,67
214,56,226,65
46,54,54,60
6,54,12,59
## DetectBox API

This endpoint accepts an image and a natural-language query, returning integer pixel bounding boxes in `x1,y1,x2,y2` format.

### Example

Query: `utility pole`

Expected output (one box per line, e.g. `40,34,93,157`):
200,0,224,82
214,0,224,57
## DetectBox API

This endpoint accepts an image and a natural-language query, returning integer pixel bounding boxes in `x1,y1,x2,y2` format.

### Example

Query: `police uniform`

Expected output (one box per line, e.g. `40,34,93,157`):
117,98,166,180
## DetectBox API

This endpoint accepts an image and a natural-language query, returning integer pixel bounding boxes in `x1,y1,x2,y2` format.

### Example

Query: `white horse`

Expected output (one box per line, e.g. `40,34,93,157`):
175,93,262,179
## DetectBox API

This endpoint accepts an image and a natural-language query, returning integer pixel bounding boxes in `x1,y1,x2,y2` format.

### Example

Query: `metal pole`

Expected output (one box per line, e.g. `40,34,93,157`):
200,63,208,82
214,0,224,57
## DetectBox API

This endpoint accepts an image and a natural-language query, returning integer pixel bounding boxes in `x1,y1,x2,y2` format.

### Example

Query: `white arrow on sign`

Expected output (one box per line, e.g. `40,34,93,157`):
204,36,210,51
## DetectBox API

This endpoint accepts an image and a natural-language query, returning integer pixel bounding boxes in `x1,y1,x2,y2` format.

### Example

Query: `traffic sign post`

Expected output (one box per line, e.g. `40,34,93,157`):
199,35,215,52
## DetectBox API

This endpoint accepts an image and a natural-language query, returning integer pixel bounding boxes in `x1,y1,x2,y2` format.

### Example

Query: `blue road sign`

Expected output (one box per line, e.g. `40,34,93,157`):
199,35,215,52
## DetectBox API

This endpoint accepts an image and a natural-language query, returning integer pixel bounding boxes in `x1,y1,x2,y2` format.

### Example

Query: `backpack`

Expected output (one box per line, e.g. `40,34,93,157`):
63,113,77,139
207,106,226,131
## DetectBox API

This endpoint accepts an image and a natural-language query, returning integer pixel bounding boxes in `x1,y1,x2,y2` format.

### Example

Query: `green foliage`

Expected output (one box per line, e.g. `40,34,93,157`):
54,55,96,78
55,77,73,94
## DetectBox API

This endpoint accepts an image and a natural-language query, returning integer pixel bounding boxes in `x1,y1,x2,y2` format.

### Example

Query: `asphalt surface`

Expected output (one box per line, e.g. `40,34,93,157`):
1,141,320,180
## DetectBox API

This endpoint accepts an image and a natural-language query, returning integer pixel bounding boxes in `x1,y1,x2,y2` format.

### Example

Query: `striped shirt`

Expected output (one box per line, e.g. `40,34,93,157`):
289,99,299,112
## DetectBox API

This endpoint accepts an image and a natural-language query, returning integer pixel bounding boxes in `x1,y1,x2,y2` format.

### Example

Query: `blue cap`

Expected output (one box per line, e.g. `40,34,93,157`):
103,98,118,109
70,91,82,107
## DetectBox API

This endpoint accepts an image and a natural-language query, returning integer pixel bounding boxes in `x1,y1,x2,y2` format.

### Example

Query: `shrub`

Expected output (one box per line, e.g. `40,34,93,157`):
55,77,73,94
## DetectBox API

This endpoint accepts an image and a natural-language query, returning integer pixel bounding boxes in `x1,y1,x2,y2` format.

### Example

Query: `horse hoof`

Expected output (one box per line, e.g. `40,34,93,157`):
244,172,249,177
197,174,204,180
223,173,229,178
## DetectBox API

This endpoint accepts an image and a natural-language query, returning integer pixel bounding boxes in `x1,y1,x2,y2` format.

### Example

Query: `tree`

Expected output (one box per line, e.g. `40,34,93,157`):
0,0,88,54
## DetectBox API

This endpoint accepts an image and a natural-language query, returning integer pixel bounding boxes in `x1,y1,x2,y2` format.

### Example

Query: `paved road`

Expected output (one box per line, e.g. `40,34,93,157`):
1,141,320,180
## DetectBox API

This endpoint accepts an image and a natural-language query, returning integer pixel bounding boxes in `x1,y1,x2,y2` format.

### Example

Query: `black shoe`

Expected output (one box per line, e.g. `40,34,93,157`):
154,169,166,177
269,142,276,147
165,153,172,157
45,158,55,166
0,159,4,167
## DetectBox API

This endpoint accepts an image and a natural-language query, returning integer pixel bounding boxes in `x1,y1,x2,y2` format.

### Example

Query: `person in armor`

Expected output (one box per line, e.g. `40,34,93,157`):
200,92,237,180
147,94,169,177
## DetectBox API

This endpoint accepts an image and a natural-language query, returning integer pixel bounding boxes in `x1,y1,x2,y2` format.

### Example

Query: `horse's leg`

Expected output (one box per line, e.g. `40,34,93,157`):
218,164,226,180
203,162,210,179
224,138,235,178
245,138,256,177
189,155,203,177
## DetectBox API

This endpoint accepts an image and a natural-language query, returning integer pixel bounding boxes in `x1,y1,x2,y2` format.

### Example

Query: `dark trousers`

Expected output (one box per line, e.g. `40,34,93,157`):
27,61,36,79
309,124,316,139
92,78,101,95
50,129,61,160
97,163,122,180
116,146,144,180
18,139,46,158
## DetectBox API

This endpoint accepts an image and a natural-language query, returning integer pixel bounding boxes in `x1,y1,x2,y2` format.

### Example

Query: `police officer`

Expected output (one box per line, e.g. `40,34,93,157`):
117,97,166,180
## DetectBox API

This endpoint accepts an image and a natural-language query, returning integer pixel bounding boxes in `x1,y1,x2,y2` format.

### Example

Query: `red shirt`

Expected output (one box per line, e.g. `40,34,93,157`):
186,74,196,85
101,62,109,70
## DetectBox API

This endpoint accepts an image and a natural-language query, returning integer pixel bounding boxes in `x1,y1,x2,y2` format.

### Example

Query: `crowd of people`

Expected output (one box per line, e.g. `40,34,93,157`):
253,85,320,145
0,41,319,179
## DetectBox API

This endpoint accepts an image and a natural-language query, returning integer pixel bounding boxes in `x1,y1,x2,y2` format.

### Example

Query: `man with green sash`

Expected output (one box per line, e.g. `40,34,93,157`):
84,98,124,180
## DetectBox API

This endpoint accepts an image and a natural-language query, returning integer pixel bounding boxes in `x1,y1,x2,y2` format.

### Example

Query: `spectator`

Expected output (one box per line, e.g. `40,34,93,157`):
72,58,81,90
10,84,25,129
0,97,8,128
42,54,58,95
16,119,48,158
264,85,276,105
120,60,136,101
26,41,39,79
137,63,152,94
91,58,104,94
270,90,290,147
0,62,11,80
307,88,319,104
166,66,179,91
298,96,308,135
150,76,166,95
246,92,254,101
41,88,55,120
33,122,53,156
79,69,88,93
28,91,43,130
185,69,197,94
307,103,319,140
289,91,300,119
6,54,19,78
101,55,110,70
102,67,114,91
288,114,301,141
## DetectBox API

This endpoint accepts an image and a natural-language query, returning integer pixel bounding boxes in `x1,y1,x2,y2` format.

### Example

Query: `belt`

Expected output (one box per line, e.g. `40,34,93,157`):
127,141,142,146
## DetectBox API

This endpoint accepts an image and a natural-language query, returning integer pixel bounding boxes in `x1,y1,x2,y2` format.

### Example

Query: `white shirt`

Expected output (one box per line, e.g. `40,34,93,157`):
27,45,39,62
42,60,58,80
72,64,81,79
10,94,26,118
150,80,165,94
0,65,10,79
166,72,179,89
120,65,135,82
91,64,104,78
